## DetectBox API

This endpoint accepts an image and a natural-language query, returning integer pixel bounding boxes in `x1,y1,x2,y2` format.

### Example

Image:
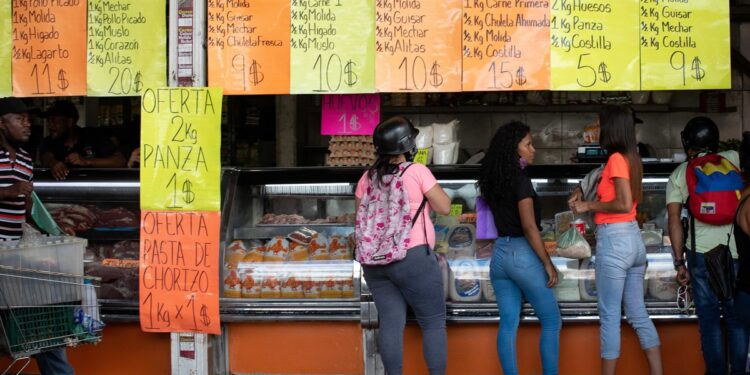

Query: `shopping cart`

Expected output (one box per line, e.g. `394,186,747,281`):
0,265,103,375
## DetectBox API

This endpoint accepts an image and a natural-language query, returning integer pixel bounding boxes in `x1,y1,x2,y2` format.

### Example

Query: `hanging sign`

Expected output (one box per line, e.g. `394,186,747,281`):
462,0,550,91
290,0,376,94
550,0,640,90
11,0,87,96
321,94,380,135
375,0,462,92
87,0,167,96
139,210,221,335
0,0,10,97
640,0,730,90
207,0,291,94
139,87,222,212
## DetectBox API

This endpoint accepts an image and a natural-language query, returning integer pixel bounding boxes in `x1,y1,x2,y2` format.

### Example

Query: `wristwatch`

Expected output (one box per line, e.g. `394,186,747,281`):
673,258,686,270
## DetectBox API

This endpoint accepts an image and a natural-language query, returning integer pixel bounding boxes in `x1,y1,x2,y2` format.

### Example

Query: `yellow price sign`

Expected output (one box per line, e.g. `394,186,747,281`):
413,148,429,165
450,204,463,217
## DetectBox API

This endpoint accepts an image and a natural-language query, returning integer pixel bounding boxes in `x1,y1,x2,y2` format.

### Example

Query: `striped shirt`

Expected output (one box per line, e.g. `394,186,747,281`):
0,148,33,240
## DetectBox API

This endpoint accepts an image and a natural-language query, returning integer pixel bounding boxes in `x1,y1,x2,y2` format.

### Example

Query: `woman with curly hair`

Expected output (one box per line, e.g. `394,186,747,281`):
569,105,662,375
478,121,561,375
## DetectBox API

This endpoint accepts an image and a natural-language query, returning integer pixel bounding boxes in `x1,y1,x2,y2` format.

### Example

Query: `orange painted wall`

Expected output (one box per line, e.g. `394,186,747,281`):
403,322,704,375
228,321,364,375
0,323,171,375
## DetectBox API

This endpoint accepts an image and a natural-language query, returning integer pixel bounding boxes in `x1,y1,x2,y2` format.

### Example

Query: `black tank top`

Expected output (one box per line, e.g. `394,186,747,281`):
732,196,750,294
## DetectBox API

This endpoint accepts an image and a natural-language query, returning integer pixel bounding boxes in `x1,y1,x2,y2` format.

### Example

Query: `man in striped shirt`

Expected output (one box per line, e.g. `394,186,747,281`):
0,97,74,374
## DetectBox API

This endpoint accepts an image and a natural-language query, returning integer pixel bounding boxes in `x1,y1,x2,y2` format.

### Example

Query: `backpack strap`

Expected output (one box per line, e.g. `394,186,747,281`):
411,197,427,228
400,162,415,176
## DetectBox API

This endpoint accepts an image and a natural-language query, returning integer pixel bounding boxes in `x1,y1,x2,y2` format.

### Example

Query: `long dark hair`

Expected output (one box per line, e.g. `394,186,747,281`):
599,105,643,203
478,121,530,210
740,131,750,183
367,154,401,187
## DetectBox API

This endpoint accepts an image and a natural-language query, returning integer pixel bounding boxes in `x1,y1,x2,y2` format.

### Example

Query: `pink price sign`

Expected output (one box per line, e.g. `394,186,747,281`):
321,94,381,135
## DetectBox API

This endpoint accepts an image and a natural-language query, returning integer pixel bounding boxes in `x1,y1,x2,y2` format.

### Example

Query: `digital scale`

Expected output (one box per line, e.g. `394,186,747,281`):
576,144,608,163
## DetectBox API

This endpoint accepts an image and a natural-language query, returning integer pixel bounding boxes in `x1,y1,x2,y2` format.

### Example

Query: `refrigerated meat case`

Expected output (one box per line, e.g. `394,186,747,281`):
34,169,141,321
220,163,695,323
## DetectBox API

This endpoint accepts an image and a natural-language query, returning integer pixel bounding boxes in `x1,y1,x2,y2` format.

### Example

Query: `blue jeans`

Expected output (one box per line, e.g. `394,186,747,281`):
34,347,74,375
596,221,660,360
688,252,749,375
735,291,750,373
490,236,561,375
363,245,447,375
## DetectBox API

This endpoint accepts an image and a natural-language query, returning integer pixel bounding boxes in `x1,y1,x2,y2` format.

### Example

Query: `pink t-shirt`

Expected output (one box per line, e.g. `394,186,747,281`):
355,163,438,250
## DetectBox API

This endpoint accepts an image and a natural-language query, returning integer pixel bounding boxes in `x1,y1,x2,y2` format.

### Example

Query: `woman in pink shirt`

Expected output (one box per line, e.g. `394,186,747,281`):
355,117,451,375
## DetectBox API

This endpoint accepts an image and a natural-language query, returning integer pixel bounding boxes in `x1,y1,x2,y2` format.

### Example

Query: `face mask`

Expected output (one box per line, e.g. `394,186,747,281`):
519,156,528,170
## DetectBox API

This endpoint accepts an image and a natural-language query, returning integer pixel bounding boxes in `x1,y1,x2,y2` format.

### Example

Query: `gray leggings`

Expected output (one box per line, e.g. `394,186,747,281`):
362,245,447,375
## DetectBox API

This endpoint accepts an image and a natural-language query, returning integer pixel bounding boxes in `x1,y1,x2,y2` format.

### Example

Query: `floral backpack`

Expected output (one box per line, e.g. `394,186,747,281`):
355,163,427,266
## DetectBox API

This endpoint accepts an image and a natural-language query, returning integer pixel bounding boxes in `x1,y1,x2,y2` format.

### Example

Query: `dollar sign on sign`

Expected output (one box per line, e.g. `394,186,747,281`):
200,305,211,326
344,60,358,87
133,71,143,93
515,66,527,86
429,62,444,88
249,60,265,86
57,69,69,90
598,62,611,83
691,57,705,81
182,180,195,204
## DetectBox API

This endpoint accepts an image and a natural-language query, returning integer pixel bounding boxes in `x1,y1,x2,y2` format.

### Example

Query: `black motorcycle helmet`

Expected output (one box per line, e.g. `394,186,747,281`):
372,116,419,155
681,116,719,155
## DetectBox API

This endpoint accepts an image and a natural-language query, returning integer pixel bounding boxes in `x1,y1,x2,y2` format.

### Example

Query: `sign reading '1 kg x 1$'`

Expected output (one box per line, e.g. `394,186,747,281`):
139,87,223,212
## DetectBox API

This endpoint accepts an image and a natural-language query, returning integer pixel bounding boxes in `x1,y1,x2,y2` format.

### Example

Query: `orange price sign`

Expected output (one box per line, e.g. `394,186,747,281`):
375,0,462,92
207,0,291,94
11,1,86,96
461,1,550,91
139,210,221,335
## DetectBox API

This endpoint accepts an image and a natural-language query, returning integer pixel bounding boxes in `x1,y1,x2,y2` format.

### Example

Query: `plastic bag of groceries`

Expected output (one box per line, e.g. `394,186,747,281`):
556,226,591,259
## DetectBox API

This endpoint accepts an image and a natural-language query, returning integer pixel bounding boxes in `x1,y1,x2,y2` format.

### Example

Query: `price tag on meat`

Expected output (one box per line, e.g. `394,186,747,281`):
87,0,166,96
550,0,639,90
375,0,462,92
290,0,375,93
0,1,10,96
640,0,730,90
11,0,87,96
139,87,222,212
461,0,550,91
140,211,220,335
207,0,291,94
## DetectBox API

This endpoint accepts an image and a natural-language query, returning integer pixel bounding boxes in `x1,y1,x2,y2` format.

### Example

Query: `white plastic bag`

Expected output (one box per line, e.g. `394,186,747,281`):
556,226,591,259
433,142,459,165
432,120,459,144
415,126,433,149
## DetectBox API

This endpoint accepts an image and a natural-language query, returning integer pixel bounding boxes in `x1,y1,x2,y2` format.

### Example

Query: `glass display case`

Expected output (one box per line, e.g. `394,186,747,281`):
34,169,141,320
220,163,692,322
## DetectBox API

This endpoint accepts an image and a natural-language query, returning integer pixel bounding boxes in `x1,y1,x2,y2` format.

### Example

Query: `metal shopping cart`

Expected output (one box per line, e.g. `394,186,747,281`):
0,265,103,375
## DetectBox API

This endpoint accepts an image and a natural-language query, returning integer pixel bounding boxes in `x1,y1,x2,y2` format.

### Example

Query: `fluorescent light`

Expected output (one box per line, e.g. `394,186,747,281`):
567,179,581,184
437,180,477,184
643,178,668,183
34,182,140,188
531,179,548,183
264,183,351,188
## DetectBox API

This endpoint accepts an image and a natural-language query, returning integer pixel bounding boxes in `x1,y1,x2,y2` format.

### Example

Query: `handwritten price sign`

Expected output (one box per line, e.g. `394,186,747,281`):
0,1,10,96
207,0,290,94
290,0,375,93
140,211,220,335
321,94,380,135
140,87,222,211
640,0,730,90
12,1,86,96
550,0,639,90
87,0,166,96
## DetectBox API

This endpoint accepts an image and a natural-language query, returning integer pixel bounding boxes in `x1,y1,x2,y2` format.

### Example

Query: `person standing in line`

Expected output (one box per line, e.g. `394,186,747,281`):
478,121,561,375
569,105,662,375
0,97,75,375
666,117,748,375
732,132,750,366
354,116,451,375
